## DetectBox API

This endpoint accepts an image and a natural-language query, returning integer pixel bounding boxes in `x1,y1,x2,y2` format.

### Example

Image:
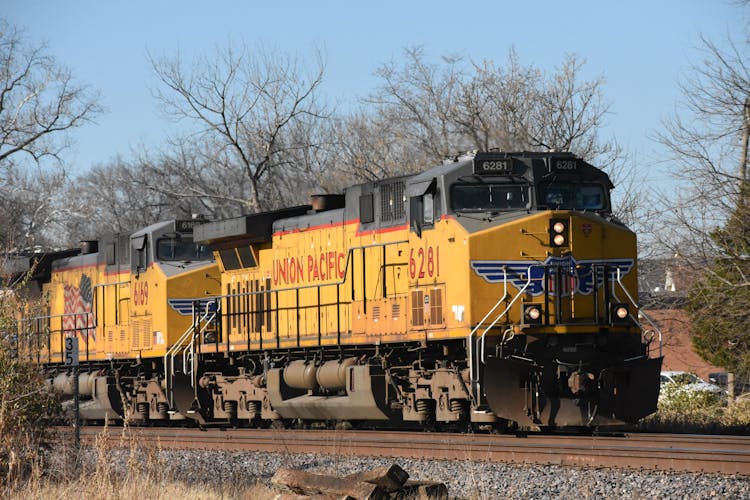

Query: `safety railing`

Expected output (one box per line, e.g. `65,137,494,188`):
467,265,534,393
164,299,219,407
15,312,95,364
478,267,534,364
217,239,410,350
615,268,663,357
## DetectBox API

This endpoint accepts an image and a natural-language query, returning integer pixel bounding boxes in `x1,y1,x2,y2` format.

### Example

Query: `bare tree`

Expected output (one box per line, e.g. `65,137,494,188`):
653,31,750,377
323,109,428,187
654,33,750,260
529,54,615,160
0,20,101,167
0,19,102,249
61,155,197,240
338,47,634,224
458,52,542,152
149,43,329,213
0,163,69,249
369,47,466,161
364,48,617,162
131,139,252,218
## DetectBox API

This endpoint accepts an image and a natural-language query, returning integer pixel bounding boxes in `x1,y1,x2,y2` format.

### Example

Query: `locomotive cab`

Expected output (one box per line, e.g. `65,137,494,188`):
438,152,662,428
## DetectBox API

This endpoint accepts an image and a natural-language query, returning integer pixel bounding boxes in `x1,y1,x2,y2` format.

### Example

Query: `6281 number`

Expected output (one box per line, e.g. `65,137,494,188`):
479,160,510,172
409,246,440,279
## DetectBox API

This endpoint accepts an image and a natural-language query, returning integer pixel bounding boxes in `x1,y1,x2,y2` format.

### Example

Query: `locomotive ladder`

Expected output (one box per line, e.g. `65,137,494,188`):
164,299,219,408
467,266,532,403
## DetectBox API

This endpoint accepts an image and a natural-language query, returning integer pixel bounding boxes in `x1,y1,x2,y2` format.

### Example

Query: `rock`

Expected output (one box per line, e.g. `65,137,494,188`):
271,467,388,500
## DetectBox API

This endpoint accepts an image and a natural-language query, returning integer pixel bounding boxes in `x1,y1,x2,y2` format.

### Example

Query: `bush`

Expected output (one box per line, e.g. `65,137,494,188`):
637,384,750,434
657,382,725,413
0,284,60,487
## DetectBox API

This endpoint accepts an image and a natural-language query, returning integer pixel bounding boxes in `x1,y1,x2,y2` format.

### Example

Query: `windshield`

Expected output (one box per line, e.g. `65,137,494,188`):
451,184,529,212
539,183,606,210
157,237,212,262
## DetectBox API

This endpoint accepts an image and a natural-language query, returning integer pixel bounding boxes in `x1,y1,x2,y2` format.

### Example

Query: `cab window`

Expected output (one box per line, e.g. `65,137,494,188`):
539,183,605,210
156,237,212,262
131,234,149,272
451,184,529,212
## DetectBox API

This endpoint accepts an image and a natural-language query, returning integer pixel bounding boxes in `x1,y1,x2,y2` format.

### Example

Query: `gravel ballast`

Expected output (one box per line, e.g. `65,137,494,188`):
72,448,750,499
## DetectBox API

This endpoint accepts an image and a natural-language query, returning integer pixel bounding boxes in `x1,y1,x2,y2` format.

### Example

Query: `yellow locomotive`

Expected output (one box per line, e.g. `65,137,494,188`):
22,151,662,430
189,150,661,429
19,219,220,421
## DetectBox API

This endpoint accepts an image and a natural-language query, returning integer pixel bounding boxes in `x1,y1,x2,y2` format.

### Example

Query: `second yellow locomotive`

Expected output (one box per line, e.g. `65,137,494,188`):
19,219,220,421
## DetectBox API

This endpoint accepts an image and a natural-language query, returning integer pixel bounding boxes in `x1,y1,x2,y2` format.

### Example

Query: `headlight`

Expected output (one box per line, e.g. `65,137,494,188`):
610,303,630,324
549,218,568,247
523,304,543,324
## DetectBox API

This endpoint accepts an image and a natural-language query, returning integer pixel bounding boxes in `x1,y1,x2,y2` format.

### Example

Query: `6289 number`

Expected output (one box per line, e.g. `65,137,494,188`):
133,281,149,306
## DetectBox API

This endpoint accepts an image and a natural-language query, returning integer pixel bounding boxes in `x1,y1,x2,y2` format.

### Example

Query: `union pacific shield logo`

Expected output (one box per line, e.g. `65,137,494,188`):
168,298,219,316
470,256,634,296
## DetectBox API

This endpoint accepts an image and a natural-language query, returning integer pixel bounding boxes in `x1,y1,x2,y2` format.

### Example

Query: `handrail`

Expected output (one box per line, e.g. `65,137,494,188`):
616,268,662,357
465,261,661,405
164,299,218,407
467,265,534,389
93,280,130,288
479,266,534,363
180,307,219,381
161,239,410,408
467,271,508,386
217,239,410,302
18,311,93,323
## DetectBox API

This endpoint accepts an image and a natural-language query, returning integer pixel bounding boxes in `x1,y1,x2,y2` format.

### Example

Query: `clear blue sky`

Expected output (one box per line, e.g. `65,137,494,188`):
4,1,748,182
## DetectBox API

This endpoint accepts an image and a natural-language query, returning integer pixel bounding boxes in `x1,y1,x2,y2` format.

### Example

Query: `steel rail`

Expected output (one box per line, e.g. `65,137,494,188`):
70,427,750,476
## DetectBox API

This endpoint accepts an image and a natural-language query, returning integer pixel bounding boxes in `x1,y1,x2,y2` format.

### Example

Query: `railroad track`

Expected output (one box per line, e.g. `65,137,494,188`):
72,427,750,476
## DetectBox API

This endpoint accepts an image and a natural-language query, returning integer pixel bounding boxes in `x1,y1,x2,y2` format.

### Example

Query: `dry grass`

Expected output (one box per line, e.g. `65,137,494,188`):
0,287,62,488
9,475,278,500
3,428,279,500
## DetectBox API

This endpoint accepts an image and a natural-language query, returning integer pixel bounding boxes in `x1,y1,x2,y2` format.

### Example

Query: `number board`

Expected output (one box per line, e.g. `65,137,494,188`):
473,156,516,175
176,219,198,233
548,157,579,172
64,337,79,367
